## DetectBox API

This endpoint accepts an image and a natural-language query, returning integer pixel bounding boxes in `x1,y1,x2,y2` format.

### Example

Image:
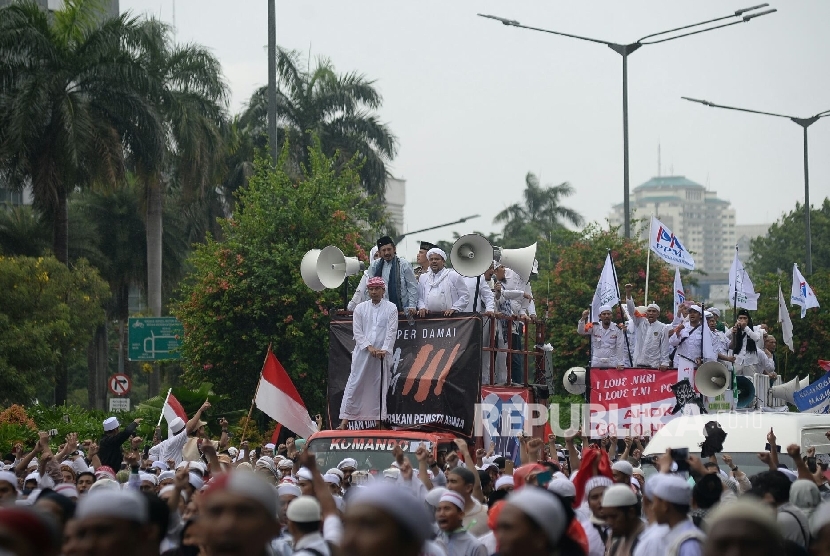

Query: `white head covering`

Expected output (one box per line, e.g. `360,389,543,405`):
790,479,821,518
602,484,638,507
547,479,576,498
426,247,447,261
507,488,568,548
264,443,276,450
688,305,702,314
103,417,120,432
650,474,691,505
337,458,357,471
326,468,345,480
347,482,433,545
296,467,314,482
492,260,502,270
425,487,448,508
495,476,514,490
277,483,302,498
647,303,660,311
612,460,634,476
169,417,186,435
158,471,175,483
439,491,465,511
323,473,341,485
76,489,149,523
369,245,379,260
139,473,158,486
0,471,17,487
599,304,612,313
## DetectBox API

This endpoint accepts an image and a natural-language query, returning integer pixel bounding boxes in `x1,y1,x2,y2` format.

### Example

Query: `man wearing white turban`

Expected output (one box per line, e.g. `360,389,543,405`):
417,248,469,317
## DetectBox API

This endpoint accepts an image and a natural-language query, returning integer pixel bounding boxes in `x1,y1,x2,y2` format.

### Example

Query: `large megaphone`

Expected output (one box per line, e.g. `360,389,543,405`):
771,376,801,405
301,246,364,291
695,362,730,397
736,375,756,409
799,376,811,391
451,234,494,278
495,243,537,283
563,367,587,395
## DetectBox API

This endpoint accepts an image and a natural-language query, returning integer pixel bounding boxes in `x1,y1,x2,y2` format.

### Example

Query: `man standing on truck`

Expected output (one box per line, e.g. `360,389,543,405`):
339,276,399,430
625,283,671,370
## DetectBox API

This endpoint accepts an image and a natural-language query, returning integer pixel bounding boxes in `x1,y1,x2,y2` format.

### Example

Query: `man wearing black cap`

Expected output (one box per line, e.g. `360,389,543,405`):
352,236,419,316
414,241,436,279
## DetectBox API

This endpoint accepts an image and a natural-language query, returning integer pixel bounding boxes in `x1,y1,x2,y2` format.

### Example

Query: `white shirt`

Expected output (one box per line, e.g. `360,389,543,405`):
578,320,625,367
462,275,495,313
626,298,671,367
148,428,189,466
498,268,535,317
417,268,469,312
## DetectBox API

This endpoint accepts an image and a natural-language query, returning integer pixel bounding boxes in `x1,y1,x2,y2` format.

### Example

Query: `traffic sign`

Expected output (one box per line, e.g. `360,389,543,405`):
109,397,131,412
128,317,183,361
108,373,131,396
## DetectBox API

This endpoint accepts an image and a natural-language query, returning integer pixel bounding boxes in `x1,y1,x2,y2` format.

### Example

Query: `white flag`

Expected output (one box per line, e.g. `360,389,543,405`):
591,253,619,320
791,263,820,319
673,266,685,319
728,250,760,310
649,216,695,270
700,307,717,361
778,284,794,352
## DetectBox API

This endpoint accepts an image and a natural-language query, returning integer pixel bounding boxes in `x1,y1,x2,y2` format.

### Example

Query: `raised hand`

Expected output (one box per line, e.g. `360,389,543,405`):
297,445,317,471
415,446,429,463
807,446,816,458
174,463,190,490
453,438,471,456
527,438,544,453
125,451,140,468
758,452,772,465
721,454,733,468
786,444,801,459
87,442,99,458
399,458,414,481
767,427,776,446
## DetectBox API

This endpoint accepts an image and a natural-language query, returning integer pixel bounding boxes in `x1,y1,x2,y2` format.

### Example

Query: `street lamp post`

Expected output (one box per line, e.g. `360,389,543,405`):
478,5,776,239
682,97,830,275
267,0,278,164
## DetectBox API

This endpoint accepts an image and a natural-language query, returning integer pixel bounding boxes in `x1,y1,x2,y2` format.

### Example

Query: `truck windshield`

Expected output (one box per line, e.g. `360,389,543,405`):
307,435,433,473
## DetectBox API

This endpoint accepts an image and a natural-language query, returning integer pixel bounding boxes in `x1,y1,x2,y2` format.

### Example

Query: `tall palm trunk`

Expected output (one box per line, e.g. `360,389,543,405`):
53,186,69,265
86,323,108,409
145,175,163,397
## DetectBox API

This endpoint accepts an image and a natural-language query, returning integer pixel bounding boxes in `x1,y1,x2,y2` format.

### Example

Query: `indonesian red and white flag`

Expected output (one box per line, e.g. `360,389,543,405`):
162,390,188,438
255,348,318,439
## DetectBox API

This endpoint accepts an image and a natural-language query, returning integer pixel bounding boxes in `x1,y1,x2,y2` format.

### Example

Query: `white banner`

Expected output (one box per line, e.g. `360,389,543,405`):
591,253,619,320
728,250,760,310
791,263,820,318
650,216,695,270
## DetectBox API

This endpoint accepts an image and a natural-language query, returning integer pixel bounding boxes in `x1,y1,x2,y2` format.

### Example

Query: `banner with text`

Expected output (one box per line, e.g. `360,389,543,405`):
794,372,830,414
328,314,481,435
588,368,680,438
480,386,531,464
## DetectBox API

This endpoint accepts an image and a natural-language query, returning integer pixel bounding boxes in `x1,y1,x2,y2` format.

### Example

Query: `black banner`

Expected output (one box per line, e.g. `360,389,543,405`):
328,314,482,436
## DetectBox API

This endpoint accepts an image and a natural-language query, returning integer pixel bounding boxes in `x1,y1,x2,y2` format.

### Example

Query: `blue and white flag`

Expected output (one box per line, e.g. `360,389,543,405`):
791,263,820,319
650,216,695,270
793,372,830,414
729,250,760,310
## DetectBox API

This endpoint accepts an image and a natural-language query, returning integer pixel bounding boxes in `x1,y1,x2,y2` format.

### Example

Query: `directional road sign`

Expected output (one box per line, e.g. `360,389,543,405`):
108,373,131,396
128,317,183,361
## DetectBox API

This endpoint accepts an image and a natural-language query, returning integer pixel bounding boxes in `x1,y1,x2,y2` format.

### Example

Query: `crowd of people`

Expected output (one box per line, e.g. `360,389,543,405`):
4,403,830,556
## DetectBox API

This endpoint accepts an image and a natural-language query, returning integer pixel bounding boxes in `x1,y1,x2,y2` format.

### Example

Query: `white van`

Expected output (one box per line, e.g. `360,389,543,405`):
642,412,830,478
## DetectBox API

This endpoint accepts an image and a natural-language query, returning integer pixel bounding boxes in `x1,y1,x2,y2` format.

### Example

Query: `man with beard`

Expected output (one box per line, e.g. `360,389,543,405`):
725,309,763,376
417,248,469,317
625,284,671,370
352,236,418,317
578,305,625,369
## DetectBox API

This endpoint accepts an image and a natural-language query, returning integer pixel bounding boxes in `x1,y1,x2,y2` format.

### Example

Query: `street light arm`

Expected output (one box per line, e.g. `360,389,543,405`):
640,19,747,45
477,13,612,46
393,215,481,244
636,12,741,43
681,96,793,119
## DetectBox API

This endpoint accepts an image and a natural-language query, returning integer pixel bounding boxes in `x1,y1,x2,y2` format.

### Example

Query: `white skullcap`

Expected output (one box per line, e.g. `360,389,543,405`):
60,460,75,469
650,474,691,505
704,311,713,319
88,479,119,492
151,461,168,472
710,307,721,317
323,473,341,485
426,247,447,261
188,473,204,490
280,476,297,485
102,417,120,431
507,487,568,548
204,472,280,520
612,460,634,476
24,472,39,484
688,305,702,314
277,483,302,498
0,471,17,487
169,417,186,435
189,461,207,476
647,303,660,311
347,482,433,544
337,458,357,470
585,476,613,495
547,479,576,498
706,497,780,537
369,245,379,260
54,483,78,499
599,304,612,313
602,485,638,507
495,476,514,490
382,468,400,480
76,489,149,524
425,487,448,507
158,485,176,497
139,473,158,486
287,495,322,523
264,443,276,450
296,467,313,482
278,459,294,470
227,447,239,457
326,468,344,480
439,491,465,511
631,467,645,478
158,471,175,483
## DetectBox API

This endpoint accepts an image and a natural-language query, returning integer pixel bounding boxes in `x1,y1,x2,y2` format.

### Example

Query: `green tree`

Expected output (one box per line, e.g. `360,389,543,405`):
0,0,159,264
543,225,676,386
0,255,110,405
0,206,50,257
130,18,227,396
174,141,376,419
241,49,397,204
749,198,830,275
494,172,583,248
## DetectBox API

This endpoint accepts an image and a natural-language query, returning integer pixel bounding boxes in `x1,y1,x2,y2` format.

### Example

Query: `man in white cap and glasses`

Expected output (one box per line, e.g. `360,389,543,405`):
339,275,399,430
417,247,469,317
669,304,717,387
625,283,672,370
649,472,704,556
579,305,626,369
435,490,488,555
603,484,645,556
98,416,142,472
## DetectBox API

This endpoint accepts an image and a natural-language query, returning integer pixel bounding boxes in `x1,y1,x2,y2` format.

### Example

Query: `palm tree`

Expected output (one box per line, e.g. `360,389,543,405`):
129,19,227,396
494,172,584,247
0,0,161,265
240,48,397,201
0,205,50,256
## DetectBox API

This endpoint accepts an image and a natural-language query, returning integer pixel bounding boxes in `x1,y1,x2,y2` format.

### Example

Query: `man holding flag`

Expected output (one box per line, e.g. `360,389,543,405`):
669,305,717,385
149,398,214,466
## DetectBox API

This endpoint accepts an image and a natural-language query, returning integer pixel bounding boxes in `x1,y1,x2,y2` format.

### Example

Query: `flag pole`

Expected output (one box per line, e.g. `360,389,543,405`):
645,216,652,304
732,246,739,323
157,388,172,428
608,249,633,367
241,343,272,444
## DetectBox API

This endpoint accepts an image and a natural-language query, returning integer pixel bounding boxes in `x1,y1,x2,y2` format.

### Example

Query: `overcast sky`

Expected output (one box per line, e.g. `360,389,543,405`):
122,0,830,261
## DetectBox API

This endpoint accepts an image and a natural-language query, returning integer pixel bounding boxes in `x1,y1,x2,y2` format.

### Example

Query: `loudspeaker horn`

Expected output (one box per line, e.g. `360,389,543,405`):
495,243,537,283
695,362,730,397
798,376,811,391
563,367,586,395
771,376,801,405
301,246,365,291
736,376,756,409
451,234,494,277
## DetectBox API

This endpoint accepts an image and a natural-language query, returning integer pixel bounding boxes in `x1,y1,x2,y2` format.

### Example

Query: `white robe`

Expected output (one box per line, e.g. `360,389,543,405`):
340,299,399,421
